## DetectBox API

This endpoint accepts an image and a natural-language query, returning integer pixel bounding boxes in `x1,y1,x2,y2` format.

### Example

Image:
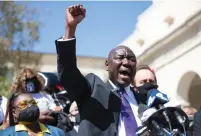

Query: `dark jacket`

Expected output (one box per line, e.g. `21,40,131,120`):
56,38,140,136
194,107,201,136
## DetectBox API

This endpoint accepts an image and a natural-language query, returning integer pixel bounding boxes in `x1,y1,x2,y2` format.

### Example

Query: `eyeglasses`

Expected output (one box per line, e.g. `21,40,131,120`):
15,100,38,109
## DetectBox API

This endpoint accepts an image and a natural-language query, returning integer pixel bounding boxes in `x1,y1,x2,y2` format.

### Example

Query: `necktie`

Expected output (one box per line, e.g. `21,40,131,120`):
118,88,138,136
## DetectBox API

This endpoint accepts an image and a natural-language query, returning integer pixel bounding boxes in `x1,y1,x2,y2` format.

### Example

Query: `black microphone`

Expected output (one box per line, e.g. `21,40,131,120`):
152,120,174,136
138,104,157,124
137,104,159,135
174,111,188,135
140,88,189,135
146,89,172,131
136,125,150,136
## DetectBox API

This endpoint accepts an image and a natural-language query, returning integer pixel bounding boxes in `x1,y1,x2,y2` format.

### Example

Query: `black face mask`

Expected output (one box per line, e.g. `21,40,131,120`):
136,82,158,94
18,105,40,123
136,83,158,104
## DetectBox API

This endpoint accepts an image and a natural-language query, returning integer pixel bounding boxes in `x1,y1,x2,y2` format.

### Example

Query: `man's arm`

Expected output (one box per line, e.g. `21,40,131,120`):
56,5,91,104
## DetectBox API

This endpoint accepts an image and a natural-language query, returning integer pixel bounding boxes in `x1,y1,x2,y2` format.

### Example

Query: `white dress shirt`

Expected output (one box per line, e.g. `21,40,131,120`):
108,80,142,136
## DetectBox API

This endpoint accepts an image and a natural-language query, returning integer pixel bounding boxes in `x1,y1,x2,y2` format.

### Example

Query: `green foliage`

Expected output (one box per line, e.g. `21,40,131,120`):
0,1,42,96
0,76,10,97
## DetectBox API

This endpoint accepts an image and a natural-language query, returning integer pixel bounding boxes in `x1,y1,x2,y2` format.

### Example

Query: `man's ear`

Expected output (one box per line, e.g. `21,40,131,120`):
105,60,109,71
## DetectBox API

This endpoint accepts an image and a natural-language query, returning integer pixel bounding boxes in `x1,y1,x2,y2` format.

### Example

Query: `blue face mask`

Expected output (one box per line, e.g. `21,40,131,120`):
25,77,40,93
26,81,36,93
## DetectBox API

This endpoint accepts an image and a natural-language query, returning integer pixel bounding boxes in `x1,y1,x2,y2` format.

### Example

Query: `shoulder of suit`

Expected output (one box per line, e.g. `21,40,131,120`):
85,73,103,82
85,73,97,78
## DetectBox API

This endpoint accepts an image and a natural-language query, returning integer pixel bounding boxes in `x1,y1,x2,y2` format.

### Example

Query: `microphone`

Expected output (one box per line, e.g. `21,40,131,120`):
163,101,181,108
137,104,157,136
139,88,190,135
146,89,169,109
174,111,187,135
136,126,150,136
138,104,157,123
146,89,172,131
138,104,172,136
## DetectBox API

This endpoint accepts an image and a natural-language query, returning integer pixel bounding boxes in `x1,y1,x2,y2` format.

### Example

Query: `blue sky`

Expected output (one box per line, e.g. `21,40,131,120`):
22,1,151,58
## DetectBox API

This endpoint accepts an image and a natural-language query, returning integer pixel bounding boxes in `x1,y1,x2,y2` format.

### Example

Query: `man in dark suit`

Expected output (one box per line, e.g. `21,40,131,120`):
56,4,142,136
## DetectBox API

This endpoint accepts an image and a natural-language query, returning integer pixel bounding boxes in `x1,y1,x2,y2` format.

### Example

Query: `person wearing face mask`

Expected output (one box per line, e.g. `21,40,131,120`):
9,68,58,125
132,65,158,104
0,93,65,136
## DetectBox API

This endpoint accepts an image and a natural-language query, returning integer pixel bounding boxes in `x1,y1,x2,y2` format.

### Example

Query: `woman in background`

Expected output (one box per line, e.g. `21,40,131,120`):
0,92,65,136
9,68,57,125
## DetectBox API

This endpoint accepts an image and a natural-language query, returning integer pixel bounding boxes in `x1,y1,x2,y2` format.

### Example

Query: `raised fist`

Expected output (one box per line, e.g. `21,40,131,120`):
66,4,86,27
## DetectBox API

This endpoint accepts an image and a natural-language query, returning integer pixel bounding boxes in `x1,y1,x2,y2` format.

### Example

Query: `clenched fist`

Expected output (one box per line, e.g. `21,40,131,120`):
64,4,86,39
66,4,86,26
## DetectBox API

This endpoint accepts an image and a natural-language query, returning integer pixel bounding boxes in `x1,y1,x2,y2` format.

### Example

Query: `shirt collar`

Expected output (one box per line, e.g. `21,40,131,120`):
15,122,50,134
108,80,131,92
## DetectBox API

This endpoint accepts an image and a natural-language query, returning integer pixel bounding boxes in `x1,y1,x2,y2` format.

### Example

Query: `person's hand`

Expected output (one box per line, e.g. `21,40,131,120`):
69,101,79,116
67,4,86,27
39,110,56,125
64,4,86,39
40,109,52,116
55,106,62,112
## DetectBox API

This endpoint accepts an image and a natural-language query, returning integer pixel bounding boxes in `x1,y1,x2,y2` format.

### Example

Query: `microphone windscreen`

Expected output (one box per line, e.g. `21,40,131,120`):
163,101,181,108
146,89,169,108
136,125,150,136
140,108,157,123
138,104,149,115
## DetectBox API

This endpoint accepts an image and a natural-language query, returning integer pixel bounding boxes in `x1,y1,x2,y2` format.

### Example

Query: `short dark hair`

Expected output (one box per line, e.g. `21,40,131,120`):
133,64,157,85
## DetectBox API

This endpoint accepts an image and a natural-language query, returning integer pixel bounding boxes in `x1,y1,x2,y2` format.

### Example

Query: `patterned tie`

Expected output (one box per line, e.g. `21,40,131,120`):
118,88,138,136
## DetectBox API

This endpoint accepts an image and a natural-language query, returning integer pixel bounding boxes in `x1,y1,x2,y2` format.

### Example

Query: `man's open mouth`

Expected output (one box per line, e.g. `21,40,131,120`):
119,69,131,78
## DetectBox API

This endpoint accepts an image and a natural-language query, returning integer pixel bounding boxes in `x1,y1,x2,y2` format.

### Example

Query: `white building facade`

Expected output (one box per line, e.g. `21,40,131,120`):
121,0,201,108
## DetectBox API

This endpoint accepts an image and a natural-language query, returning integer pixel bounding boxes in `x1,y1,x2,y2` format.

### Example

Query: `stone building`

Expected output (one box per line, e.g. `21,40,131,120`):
121,0,201,108
35,53,108,81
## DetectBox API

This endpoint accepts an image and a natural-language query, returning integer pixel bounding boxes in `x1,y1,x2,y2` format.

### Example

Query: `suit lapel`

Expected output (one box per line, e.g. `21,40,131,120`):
130,87,141,105
105,81,120,128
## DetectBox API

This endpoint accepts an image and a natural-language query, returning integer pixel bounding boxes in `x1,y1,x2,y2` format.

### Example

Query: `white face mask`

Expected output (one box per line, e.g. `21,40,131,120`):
26,81,35,93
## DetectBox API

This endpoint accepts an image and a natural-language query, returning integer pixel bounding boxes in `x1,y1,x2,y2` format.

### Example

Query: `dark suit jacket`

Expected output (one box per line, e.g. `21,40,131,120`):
56,38,140,136
194,107,201,136
0,125,65,136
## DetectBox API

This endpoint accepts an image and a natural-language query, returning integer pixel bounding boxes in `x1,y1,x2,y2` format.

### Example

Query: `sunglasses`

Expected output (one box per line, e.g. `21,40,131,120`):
15,100,38,109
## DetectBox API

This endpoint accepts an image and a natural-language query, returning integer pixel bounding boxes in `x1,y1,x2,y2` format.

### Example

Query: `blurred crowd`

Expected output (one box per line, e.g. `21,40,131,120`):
0,68,80,136
0,66,198,136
